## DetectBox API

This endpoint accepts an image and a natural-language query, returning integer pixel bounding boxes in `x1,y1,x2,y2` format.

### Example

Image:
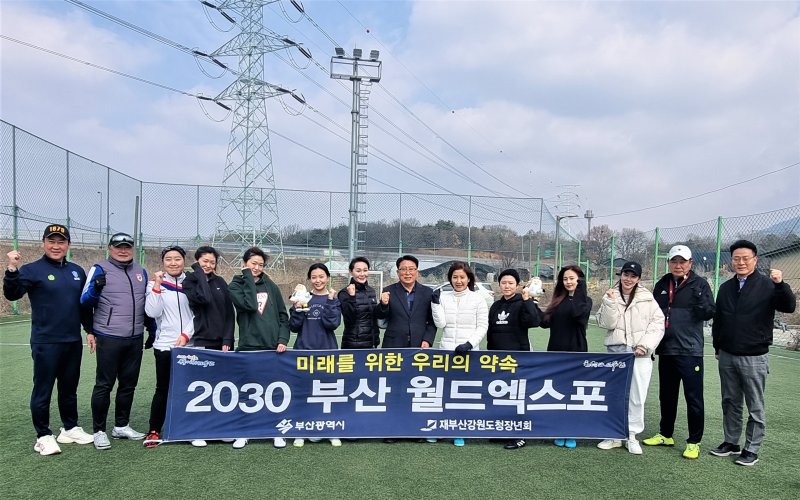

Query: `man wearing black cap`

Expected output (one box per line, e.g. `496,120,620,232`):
80,232,151,450
4,224,94,455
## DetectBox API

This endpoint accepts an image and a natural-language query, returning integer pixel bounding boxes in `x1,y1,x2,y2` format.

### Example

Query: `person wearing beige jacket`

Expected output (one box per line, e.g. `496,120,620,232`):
595,261,665,455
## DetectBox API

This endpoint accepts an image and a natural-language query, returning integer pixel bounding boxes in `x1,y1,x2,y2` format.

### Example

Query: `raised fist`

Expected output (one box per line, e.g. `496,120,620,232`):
6,250,21,271
328,288,336,300
154,271,164,285
770,269,783,284
605,288,616,299
381,291,390,305
431,289,441,304
347,284,356,296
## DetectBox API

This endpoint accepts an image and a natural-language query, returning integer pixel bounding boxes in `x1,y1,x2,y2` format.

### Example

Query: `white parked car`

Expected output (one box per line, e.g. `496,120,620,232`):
426,282,495,309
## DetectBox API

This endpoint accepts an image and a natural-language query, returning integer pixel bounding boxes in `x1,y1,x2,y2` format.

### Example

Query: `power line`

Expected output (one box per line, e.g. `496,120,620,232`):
596,162,800,218
0,35,204,99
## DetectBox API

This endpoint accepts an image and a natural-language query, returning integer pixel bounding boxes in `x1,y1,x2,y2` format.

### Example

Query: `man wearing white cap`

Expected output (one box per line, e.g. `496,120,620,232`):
643,245,715,459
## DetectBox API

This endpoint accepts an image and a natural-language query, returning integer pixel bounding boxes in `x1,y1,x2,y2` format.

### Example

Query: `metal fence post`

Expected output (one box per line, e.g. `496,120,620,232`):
714,216,724,298
652,227,660,288
609,234,616,287
11,124,18,315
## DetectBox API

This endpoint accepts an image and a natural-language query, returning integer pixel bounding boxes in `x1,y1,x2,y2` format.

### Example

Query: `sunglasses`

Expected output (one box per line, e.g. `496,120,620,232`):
109,233,135,247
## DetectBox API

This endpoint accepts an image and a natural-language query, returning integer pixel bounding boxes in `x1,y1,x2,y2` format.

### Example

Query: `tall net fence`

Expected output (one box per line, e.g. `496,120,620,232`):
2,121,797,343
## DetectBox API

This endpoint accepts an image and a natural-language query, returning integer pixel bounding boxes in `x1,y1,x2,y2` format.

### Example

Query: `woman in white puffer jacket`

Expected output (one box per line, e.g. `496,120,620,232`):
432,261,489,352
431,261,488,447
595,261,665,455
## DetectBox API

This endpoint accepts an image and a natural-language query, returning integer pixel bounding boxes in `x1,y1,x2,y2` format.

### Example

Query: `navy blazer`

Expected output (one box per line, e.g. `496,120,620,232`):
375,281,437,348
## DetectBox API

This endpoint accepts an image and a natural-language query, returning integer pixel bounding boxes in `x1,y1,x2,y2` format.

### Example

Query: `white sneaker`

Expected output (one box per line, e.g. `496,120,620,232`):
93,431,111,450
330,438,342,447
221,438,235,443
111,425,145,440
191,440,207,447
34,435,62,456
273,437,286,448
293,438,305,447
232,438,248,449
308,438,323,443
597,439,623,450
57,426,94,445
626,438,643,455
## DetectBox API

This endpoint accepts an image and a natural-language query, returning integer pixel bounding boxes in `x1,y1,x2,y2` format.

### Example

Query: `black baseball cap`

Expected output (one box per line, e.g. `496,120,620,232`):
161,245,186,259
43,224,70,242
617,261,642,277
109,232,135,248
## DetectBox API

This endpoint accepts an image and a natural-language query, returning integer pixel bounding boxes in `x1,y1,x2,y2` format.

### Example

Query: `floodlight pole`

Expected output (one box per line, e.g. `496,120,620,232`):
331,48,382,260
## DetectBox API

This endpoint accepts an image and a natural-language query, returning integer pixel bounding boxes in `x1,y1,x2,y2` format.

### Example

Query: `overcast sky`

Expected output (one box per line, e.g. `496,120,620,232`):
1,0,798,235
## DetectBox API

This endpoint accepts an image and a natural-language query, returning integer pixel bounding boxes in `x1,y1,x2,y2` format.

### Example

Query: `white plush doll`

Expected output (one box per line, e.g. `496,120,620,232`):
289,284,313,312
524,277,544,299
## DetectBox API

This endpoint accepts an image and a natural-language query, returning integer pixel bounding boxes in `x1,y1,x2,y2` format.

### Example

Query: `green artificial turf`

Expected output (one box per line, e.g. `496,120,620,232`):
1,316,799,499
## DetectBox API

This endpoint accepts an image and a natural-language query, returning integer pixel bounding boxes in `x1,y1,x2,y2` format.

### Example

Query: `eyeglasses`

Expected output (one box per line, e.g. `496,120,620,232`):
398,267,417,272
732,256,755,263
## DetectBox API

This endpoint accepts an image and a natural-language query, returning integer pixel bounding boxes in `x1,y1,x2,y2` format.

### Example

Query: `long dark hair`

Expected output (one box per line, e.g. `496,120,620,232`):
617,276,639,310
447,261,475,291
544,265,585,321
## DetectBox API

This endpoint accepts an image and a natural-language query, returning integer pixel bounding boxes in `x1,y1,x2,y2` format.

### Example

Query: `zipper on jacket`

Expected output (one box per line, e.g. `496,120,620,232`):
125,265,136,337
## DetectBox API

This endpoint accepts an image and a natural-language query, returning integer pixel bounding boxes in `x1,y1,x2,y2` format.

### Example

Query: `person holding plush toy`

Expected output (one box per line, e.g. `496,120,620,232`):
289,263,342,448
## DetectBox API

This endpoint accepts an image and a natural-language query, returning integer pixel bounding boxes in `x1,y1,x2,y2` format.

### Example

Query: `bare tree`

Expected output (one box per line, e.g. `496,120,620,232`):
616,227,648,263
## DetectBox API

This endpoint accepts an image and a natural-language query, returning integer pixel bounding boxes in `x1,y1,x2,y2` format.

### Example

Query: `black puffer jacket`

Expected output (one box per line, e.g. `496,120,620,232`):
653,271,715,356
338,279,380,349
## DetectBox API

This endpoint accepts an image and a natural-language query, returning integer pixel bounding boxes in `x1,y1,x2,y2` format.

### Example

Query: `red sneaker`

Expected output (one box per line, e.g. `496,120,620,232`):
143,431,160,449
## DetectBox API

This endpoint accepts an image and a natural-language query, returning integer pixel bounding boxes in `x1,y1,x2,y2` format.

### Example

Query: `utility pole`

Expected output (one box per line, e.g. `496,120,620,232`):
206,0,306,270
330,47,382,260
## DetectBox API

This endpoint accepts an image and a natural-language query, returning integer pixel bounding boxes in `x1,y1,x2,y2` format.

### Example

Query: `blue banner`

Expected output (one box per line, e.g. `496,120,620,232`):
163,348,633,441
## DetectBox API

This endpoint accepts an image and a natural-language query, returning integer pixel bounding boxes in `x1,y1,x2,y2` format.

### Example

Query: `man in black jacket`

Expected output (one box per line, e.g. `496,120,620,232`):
709,240,796,466
643,245,715,460
376,255,436,349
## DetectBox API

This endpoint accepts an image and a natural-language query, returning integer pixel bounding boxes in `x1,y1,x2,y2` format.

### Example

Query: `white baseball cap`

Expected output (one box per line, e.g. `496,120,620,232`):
668,245,692,261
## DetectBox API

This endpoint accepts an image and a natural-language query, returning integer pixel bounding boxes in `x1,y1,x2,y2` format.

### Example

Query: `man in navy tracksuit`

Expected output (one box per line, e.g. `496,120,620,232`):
643,245,715,460
3,224,94,455
81,232,151,450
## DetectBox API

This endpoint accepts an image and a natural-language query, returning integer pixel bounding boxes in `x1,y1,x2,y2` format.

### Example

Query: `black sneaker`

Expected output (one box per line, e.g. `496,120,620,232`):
735,450,759,466
709,442,741,457
504,439,526,450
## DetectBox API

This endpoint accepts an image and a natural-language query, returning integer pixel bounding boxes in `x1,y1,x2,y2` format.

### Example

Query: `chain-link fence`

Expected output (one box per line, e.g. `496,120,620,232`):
1,120,576,276
2,120,797,343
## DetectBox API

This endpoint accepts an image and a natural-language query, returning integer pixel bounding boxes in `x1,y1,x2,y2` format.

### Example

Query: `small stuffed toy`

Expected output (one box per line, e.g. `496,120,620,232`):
524,277,544,299
289,284,313,312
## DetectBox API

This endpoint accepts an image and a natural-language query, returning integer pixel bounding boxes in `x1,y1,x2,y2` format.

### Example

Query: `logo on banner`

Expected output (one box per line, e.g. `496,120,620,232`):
583,359,627,371
176,354,216,368
257,292,268,314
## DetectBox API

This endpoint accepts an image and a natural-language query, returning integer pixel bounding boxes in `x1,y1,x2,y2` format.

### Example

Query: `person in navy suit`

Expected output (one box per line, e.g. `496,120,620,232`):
376,255,436,349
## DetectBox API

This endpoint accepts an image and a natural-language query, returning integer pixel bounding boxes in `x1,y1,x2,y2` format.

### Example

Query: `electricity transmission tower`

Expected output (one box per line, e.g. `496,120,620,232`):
207,0,302,269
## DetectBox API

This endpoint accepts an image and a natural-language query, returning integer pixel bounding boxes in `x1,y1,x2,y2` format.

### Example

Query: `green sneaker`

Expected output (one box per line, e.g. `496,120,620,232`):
683,443,700,459
642,434,675,446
